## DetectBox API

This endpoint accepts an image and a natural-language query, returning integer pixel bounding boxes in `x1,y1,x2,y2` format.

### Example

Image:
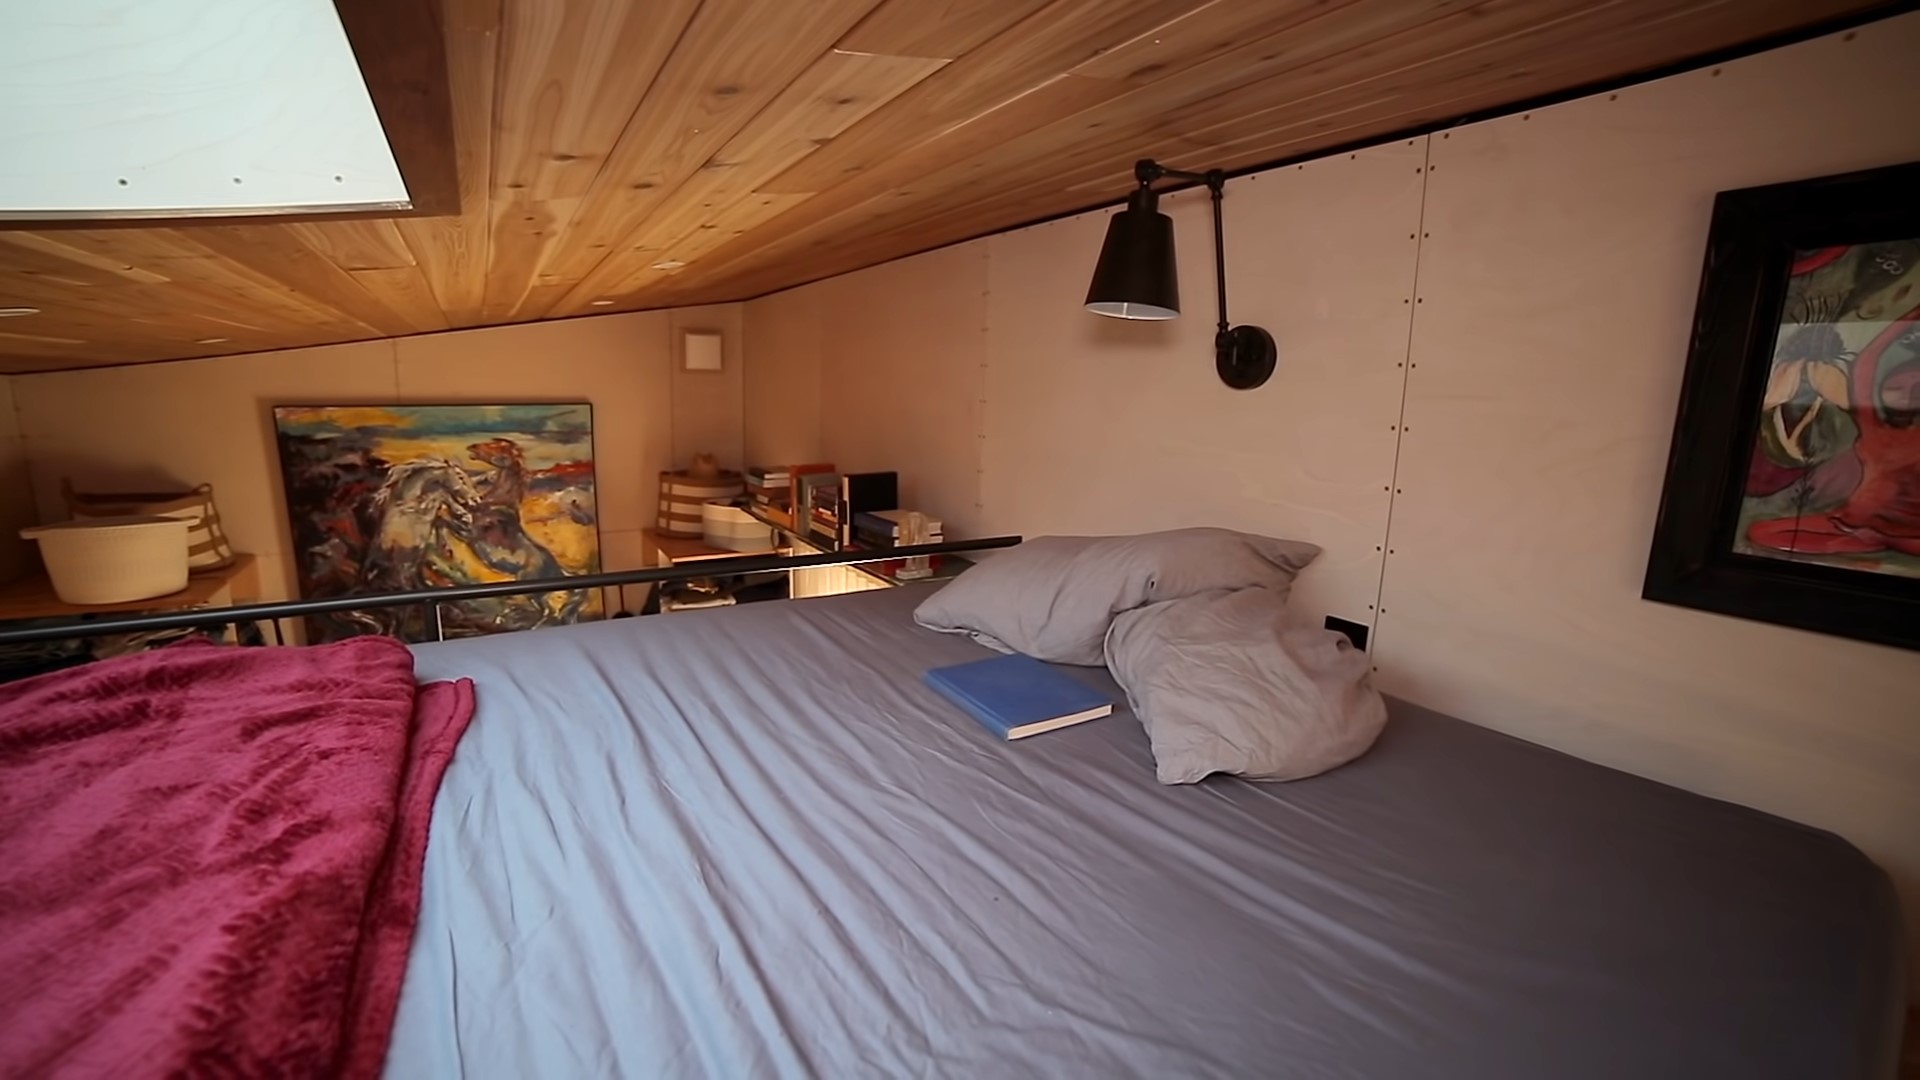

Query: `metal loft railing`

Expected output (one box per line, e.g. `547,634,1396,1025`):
0,535,1021,646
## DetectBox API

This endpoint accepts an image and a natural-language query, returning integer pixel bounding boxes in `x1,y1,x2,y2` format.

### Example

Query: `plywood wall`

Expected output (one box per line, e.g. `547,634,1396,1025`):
10,308,742,607
669,303,747,470
983,142,1424,622
740,138,1430,626
743,246,990,532
742,13,1920,963
1381,17,1920,927
742,284,824,468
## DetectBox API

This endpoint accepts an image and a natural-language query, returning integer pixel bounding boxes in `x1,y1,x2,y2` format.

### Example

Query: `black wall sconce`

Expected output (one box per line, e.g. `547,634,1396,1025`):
1085,159,1276,390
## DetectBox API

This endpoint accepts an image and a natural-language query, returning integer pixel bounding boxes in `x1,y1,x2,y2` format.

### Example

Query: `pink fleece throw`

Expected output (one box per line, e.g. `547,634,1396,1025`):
0,636,475,1078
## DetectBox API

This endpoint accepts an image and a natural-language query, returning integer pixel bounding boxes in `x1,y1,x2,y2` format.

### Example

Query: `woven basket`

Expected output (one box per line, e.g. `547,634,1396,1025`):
657,469,743,537
22,516,192,605
62,479,235,573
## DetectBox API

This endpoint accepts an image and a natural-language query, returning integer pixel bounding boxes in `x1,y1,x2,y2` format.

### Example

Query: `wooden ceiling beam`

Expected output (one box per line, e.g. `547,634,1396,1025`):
475,0,703,321
395,0,504,327
672,0,1875,302
547,49,948,314
332,0,462,216
580,72,1129,311
651,0,1494,293
0,0,1898,370
285,221,420,272
499,0,890,322
762,0,1214,196
836,0,1059,60
1069,0,1360,82
0,243,370,369
350,266,454,334
0,233,172,285
191,226,421,338
657,0,1875,303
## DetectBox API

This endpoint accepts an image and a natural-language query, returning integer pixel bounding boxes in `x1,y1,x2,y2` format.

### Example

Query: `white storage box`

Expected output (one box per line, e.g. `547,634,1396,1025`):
701,501,775,553
20,515,192,605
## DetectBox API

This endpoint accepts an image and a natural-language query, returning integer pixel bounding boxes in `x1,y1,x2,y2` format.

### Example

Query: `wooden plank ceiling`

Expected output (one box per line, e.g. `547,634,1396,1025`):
0,0,1895,373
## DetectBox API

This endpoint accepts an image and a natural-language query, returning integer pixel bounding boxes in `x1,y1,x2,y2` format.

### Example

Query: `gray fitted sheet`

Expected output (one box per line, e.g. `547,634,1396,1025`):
393,588,1902,1079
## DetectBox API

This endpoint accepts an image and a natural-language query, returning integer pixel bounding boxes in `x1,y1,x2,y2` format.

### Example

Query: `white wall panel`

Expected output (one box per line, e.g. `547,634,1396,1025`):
982,142,1424,624
1384,16,1920,956
0,0,407,217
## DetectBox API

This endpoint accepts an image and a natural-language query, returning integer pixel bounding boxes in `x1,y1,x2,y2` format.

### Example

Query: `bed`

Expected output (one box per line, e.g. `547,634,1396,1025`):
390,586,1904,1078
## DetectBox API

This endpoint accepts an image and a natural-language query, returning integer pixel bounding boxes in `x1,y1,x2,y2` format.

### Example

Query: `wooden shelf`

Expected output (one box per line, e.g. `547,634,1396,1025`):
641,527,779,564
850,553,974,587
0,554,260,622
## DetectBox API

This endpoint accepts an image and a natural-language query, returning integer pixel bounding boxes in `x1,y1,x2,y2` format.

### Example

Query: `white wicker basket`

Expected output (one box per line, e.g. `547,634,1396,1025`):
701,500,775,553
658,469,744,537
20,515,192,605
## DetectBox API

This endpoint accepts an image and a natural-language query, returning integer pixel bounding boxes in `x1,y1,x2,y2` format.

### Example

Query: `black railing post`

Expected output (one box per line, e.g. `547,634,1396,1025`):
0,535,1021,646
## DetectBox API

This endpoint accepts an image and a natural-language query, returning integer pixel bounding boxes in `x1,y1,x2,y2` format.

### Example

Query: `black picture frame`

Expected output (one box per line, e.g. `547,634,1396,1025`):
1643,160,1920,652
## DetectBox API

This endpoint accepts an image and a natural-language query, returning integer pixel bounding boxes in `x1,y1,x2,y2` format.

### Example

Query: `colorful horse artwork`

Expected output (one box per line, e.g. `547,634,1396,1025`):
1736,239,1920,580
274,405,601,643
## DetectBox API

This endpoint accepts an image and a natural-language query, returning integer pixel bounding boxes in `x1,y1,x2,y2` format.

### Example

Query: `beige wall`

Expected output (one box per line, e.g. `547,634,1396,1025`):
741,246,989,532
741,142,1426,623
1383,15,1920,951
669,304,747,470
0,377,33,582
742,14,1920,962
12,307,744,611
743,282,824,468
982,144,1423,623
819,245,990,537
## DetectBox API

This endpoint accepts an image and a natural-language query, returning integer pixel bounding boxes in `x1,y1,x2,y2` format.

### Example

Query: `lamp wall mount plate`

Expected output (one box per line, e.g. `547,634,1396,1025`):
1216,325,1277,390
1085,158,1275,390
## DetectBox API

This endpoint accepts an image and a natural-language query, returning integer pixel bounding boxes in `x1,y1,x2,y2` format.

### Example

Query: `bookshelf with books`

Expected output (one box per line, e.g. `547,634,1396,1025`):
737,464,973,595
799,471,841,546
741,508,972,590
745,464,796,529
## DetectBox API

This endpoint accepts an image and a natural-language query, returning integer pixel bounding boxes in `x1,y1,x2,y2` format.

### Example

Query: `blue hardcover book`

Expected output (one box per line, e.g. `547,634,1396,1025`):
924,654,1113,740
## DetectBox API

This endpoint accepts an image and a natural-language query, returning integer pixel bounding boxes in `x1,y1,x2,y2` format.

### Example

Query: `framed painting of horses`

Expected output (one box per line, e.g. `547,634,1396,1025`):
1645,161,1920,653
272,403,603,643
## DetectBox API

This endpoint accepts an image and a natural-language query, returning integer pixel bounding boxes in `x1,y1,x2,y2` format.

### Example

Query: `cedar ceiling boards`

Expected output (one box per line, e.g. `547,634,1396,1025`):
0,0,1898,373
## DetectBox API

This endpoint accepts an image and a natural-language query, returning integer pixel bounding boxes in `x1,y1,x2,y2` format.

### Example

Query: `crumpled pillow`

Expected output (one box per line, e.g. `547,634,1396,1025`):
913,529,1321,665
1104,586,1386,784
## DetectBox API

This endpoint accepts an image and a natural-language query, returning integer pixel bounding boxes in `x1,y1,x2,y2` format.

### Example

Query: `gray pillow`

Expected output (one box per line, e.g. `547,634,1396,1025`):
1104,586,1386,784
913,529,1321,665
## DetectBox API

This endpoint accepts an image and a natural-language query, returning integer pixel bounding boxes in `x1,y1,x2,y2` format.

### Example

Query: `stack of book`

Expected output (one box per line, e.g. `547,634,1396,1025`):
837,472,899,547
852,508,943,550
796,471,841,544
744,465,791,525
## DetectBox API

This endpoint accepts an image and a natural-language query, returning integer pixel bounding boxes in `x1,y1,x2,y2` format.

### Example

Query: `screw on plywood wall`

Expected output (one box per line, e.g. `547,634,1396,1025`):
1369,133,1436,674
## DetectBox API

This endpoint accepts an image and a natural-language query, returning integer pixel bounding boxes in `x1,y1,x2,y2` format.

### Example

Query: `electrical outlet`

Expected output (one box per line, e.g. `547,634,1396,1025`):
1324,615,1369,651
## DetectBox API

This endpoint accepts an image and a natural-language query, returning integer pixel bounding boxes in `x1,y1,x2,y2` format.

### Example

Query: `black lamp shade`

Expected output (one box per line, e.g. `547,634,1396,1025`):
1085,189,1178,320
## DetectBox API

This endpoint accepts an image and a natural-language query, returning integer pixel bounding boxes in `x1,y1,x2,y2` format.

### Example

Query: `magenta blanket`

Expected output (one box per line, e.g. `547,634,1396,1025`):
0,636,475,1078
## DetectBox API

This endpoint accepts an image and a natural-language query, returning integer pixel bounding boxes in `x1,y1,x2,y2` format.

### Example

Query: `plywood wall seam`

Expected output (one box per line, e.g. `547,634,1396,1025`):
1368,135,1434,670
974,248,989,513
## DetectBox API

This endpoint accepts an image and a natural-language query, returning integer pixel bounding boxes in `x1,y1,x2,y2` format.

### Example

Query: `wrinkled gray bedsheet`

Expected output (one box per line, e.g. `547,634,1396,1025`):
394,588,1902,1079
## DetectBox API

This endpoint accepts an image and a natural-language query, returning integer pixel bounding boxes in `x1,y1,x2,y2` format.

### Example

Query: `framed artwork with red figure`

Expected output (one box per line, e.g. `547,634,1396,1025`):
1646,161,1920,653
